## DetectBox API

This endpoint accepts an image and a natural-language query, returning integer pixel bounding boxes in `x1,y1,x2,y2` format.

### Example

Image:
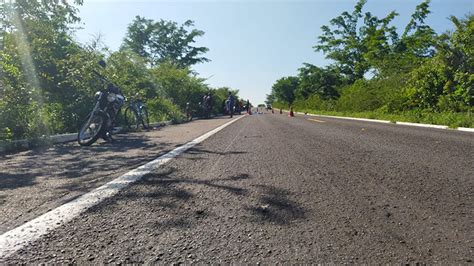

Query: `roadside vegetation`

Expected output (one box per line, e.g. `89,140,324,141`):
0,0,241,142
268,0,473,128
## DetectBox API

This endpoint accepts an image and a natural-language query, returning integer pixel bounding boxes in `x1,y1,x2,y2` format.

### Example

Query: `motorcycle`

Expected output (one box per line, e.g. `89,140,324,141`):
77,62,125,146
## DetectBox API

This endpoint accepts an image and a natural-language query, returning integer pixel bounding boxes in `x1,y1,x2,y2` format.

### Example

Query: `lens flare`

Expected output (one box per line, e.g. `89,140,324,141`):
9,3,51,136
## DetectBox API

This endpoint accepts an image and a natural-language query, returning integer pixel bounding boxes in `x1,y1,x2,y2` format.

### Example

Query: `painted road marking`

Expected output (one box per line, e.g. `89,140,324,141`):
0,115,245,260
308,118,326,123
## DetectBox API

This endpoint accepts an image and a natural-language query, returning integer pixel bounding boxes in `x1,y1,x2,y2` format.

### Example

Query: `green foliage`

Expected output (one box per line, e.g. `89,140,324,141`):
146,97,184,123
106,50,158,99
122,16,209,67
0,0,94,139
206,87,240,114
400,0,436,58
438,14,474,107
404,14,474,112
271,76,299,106
268,0,472,128
405,57,447,110
314,0,400,82
151,61,208,110
0,1,239,142
335,80,382,112
296,64,341,99
293,95,337,112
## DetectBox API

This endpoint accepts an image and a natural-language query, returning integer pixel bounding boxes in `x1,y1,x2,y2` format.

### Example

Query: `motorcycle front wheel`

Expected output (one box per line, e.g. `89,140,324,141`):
77,112,106,146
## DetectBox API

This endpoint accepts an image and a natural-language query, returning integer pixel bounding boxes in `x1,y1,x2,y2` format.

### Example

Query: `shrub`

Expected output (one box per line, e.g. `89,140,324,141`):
146,97,184,123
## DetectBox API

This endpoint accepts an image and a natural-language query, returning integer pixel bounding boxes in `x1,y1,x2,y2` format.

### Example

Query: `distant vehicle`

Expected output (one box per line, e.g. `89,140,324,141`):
266,104,272,110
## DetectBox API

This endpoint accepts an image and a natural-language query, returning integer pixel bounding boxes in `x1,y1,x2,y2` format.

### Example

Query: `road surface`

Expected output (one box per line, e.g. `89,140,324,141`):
1,112,473,263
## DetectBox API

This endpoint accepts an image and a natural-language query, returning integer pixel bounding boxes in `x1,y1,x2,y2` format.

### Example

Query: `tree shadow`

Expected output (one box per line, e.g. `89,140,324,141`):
0,172,37,190
230,173,251,180
83,168,251,235
180,147,247,161
0,133,177,202
186,146,247,156
140,170,249,196
245,184,306,225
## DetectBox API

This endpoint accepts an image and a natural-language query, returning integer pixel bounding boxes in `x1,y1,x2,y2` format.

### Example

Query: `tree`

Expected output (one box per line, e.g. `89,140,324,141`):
271,76,299,106
296,63,342,100
372,0,436,78
315,0,399,82
0,0,92,138
315,0,412,82
405,14,474,111
122,16,209,67
106,50,158,99
439,14,474,108
151,61,207,110
265,93,276,105
399,0,436,58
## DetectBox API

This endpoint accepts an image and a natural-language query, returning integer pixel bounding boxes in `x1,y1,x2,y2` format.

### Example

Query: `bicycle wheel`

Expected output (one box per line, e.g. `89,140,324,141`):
124,106,139,130
141,106,150,130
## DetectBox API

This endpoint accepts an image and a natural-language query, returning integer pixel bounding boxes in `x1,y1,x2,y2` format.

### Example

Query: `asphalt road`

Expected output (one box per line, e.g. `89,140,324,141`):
1,112,473,263
0,117,234,234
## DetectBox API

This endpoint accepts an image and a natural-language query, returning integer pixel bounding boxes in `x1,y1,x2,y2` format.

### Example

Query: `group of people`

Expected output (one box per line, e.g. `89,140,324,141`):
194,92,251,119
224,92,252,118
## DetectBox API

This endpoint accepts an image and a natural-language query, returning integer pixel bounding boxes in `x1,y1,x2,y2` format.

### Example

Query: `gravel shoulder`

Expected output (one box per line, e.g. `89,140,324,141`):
2,112,473,263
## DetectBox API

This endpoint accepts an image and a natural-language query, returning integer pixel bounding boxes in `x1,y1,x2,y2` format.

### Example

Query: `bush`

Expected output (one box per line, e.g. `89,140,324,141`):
146,97,184,123
336,80,384,112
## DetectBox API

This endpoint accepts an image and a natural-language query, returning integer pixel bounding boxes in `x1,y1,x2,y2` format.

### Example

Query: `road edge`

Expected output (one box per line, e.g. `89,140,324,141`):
0,115,245,260
291,111,474,133
0,121,173,154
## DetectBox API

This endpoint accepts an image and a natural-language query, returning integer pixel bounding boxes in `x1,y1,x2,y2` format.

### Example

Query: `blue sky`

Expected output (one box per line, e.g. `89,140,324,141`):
74,0,473,104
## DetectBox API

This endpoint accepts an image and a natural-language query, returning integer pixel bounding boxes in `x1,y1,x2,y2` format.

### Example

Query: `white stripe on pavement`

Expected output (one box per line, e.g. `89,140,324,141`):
457,127,474,133
0,115,245,260
292,111,473,132
395,121,449,129
295,112,391,124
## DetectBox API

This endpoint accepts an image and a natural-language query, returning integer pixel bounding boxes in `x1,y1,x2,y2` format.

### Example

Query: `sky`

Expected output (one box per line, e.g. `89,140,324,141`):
74,0,473,104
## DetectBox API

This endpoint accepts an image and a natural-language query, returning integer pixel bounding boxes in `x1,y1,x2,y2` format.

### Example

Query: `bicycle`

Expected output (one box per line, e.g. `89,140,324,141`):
124,98,150,130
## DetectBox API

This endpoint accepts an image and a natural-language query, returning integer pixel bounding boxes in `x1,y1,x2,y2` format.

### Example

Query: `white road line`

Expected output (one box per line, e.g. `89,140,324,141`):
457,127,474,133
292,111,474,132
395,121,449,129
295,112,391,124
0,115,245,260
307,118,326,123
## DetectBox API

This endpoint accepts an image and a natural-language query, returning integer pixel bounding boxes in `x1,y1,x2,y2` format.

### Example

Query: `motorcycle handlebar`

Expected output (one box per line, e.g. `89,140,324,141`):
92,69,109,83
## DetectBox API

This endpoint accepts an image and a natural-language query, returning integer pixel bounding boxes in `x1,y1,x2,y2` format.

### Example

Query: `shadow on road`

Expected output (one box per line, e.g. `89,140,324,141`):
0,172,37,191
1,134,171,192
184,147,247,158
139,169,249,197
82,163,306,234
246,184,306,225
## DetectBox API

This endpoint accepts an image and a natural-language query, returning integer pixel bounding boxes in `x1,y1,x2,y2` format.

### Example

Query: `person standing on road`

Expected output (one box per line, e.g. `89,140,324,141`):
203,92,212,119
226,91,235,118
